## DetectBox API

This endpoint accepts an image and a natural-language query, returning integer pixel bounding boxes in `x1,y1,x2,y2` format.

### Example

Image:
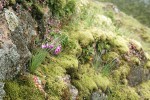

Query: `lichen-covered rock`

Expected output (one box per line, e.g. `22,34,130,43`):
0,45,20,80
4,8,19,32
127,66,150,86
0,82,5,100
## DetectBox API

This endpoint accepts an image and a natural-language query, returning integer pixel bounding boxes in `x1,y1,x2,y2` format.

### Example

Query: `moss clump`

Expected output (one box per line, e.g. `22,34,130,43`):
130,56,141,65
108,86,140,100
70,64,110,99
102,52,119,62
4,75,44,100
71,30,94,47
56,54,78,69
145,61,150,68
9,0,16,5
110,36,129,53
136,80,150,99
112,64,130,83
90,27,106,41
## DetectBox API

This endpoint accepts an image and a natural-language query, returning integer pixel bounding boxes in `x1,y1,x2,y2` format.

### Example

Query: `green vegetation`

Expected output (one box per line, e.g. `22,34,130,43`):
29,49,48,73
3,0,150,100
99,0,150,27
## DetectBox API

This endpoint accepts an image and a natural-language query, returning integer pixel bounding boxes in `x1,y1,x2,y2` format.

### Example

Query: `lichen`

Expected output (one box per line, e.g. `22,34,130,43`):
5,9,19,31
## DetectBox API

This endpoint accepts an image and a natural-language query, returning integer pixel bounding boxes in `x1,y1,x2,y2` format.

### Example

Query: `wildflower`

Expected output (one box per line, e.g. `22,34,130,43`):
41,44,46,49
49,44,54,49
54,45,61,54
46,43,49,48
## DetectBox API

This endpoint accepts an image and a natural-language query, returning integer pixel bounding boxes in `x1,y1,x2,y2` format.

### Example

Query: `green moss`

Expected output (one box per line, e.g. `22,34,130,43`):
110,36,129,53
4,75,44,100
71,64,110,99
108,86,140,100
136,81,150,99
130,56,141,65
93,75,110,91
56,54,78,69
145,61,150,68
71,30,94,47
90,27,106,41
9,0,16,5
130,39,142,50
102,52,119,61
4,82,20,100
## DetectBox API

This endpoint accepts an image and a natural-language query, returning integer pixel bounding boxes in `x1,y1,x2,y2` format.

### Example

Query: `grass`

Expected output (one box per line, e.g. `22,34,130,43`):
29,49,48,73
92,52,116,76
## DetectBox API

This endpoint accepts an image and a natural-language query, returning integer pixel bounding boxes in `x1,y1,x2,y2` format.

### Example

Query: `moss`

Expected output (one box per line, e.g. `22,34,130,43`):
108,86,140,100
9,0,16,5
144,52,150,60
45,79,67,99
130,39,142,50
93,75,110,91
136,80,150,99
112,64,130,83
90,27,107,41
71,64,110,99
78,31,94,46
102,52,119,61
56,54,78,69
110,36,129,53
4,82,20,100
4,75,44,100
130,56,141,65
145,61,150,68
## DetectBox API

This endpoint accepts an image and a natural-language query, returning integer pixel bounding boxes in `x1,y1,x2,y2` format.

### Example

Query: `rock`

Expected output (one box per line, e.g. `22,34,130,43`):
69,85,78,100
0,82,5,100
61,75,78,100
0,44,20,80
127,67,150,86
5,8,19,32
91,91,107,100
0,7,37,94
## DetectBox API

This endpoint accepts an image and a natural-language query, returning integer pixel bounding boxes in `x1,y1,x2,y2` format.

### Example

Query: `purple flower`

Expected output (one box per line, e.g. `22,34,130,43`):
46,43,49,48
49,44,54,49
41,44,46,49
54,45,61,55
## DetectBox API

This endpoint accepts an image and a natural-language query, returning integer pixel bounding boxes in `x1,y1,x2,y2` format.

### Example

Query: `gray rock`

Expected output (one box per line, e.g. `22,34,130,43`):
0,44,20,80
91,91,107,100
0,82,5,100
127,66,150,86
0,8,37,99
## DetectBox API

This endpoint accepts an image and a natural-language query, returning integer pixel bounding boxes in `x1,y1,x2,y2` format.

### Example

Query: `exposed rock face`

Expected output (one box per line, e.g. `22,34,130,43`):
0,7,37,99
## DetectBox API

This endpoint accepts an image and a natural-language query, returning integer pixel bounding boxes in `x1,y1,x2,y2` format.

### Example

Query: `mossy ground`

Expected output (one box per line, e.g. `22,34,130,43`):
4,0,150,100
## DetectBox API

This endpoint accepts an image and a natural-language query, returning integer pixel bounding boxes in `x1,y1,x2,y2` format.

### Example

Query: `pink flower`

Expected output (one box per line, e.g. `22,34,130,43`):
46,43,49,48
49,44,54,49
41,44,46,49
54,45,61,54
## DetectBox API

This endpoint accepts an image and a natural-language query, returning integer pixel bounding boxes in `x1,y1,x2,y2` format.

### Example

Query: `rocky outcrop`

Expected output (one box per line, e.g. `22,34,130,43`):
0,7,37,99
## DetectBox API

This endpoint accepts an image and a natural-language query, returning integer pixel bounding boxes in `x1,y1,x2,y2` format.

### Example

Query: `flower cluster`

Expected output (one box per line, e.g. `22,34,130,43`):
41,43,61,55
